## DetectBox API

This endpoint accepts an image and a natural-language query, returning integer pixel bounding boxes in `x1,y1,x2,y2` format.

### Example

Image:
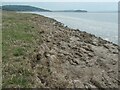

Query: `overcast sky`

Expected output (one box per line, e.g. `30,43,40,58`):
2,0,119,11
1,0,120,2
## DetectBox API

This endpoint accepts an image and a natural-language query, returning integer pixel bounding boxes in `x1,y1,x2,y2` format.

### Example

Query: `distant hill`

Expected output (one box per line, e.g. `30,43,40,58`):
74,10,87,12
1,5,87,12
1,5,51,12
54,10,87,12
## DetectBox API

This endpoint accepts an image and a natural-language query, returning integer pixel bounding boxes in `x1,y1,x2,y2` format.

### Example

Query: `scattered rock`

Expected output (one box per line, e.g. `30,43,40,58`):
36,54,41,61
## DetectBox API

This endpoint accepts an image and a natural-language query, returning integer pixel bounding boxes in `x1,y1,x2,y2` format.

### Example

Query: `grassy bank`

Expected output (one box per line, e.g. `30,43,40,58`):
2,11,118,88
2,11,43,88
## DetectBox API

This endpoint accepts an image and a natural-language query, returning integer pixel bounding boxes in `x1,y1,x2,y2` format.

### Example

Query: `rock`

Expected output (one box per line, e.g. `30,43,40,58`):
36,54,41,61
88,53,94,57
72,58,80,65
84,83,97,89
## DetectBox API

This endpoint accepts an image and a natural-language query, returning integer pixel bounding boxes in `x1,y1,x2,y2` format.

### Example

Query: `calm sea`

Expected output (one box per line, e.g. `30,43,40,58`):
31,12,118,44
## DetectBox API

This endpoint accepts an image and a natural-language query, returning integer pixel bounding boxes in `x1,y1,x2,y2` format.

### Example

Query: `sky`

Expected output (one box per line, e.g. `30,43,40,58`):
2,1,119,12
1,0,120,2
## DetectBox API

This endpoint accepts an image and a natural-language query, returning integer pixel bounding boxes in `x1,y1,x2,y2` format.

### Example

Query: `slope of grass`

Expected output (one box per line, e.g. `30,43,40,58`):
2,11,43,88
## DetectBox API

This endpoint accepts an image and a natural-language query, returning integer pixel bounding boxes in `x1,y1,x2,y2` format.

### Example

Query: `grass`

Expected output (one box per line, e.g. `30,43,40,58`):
13,47,25,56
4,75,28,87
2,11,43,88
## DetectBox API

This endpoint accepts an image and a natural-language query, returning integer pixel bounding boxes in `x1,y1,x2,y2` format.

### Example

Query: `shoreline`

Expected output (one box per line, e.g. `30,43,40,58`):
28,12,118,45
3,11,119,88
31,12,118,46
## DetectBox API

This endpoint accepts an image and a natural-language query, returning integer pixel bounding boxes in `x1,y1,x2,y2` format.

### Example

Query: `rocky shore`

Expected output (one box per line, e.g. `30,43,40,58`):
2,12,119,89
28,14,119,89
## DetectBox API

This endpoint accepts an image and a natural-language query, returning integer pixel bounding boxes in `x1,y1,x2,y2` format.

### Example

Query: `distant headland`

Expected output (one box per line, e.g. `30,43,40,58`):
1,5,52,12
1,5,87,12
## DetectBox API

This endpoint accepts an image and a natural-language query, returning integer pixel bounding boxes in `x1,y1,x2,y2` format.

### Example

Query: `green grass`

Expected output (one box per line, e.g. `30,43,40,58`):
13,47,25,56
2,11,43,88
4,75,28,87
